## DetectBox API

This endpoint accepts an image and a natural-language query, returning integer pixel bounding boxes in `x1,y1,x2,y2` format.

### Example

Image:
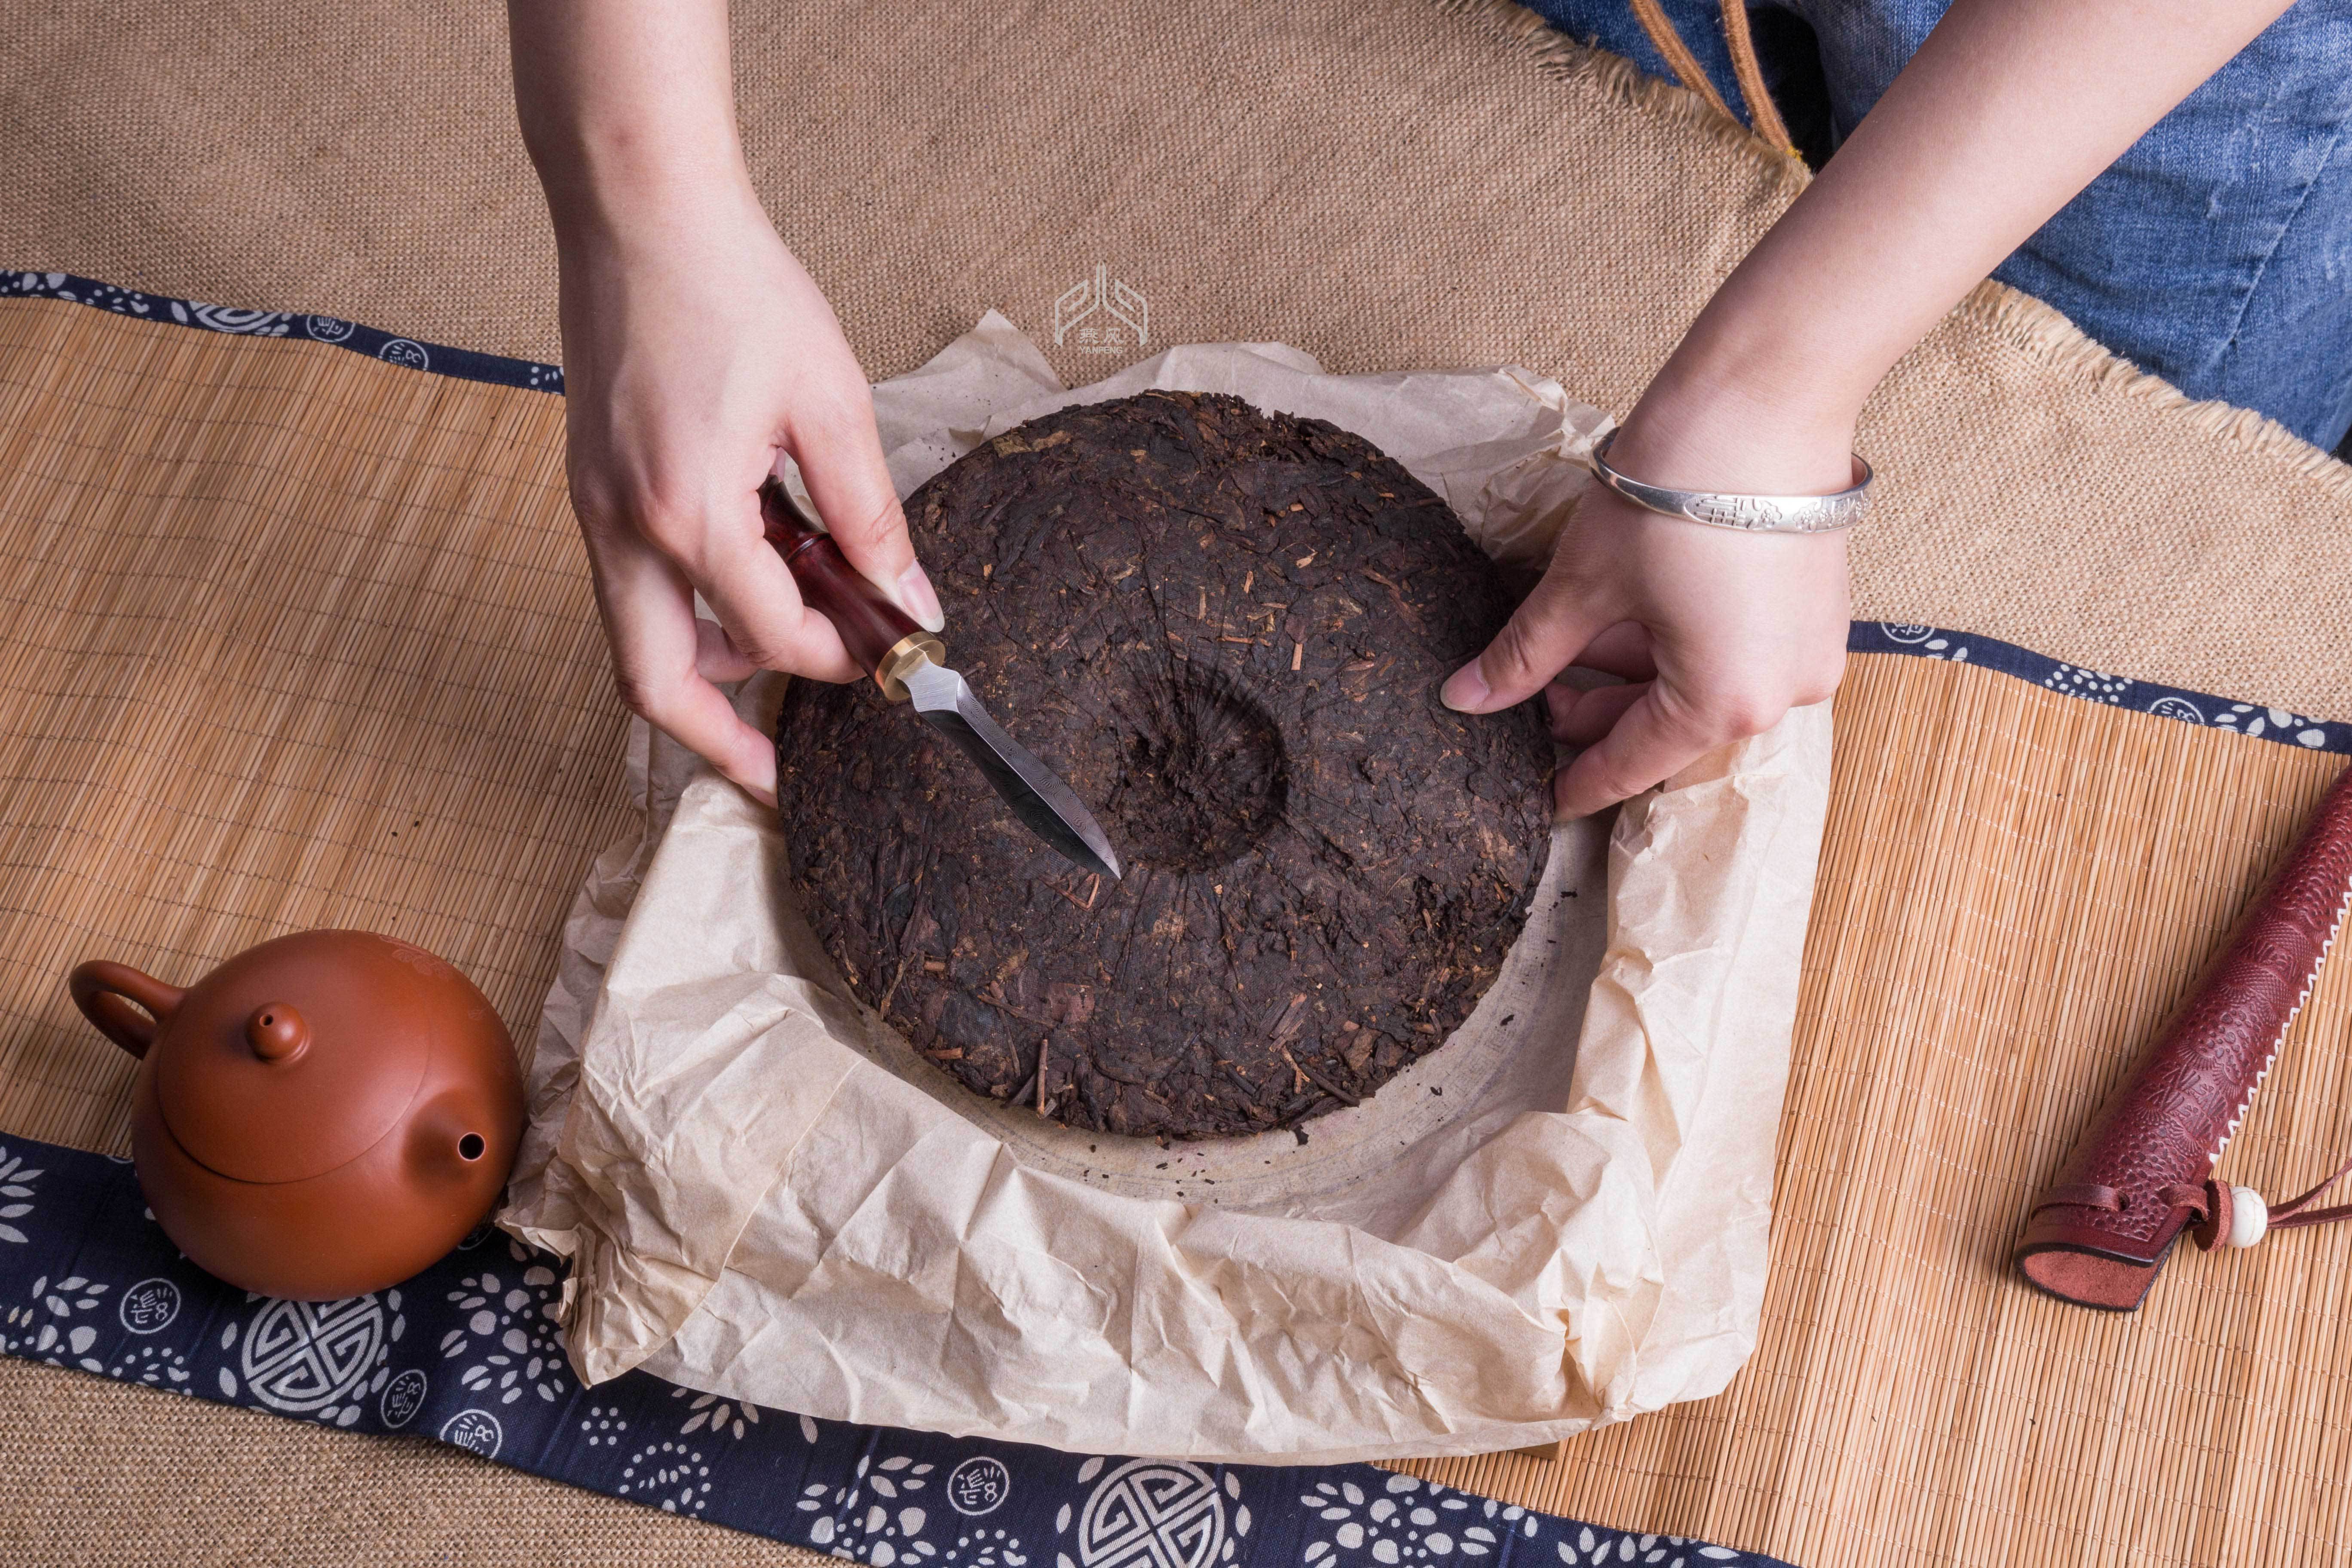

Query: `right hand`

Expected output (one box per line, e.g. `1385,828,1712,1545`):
554,181,941,805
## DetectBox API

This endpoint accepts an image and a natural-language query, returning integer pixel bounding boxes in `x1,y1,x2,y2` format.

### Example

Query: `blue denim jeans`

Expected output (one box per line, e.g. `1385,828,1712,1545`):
1525,0,2352,451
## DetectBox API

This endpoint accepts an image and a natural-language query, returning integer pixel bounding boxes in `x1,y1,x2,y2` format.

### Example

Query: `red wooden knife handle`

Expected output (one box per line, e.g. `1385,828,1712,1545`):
759,478,924,675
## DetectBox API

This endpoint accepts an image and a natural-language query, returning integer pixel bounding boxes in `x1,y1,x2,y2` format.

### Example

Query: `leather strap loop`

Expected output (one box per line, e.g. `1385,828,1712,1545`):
1714,0,1798,156
2033,1183,2122,1215
2156,1182,2210,1216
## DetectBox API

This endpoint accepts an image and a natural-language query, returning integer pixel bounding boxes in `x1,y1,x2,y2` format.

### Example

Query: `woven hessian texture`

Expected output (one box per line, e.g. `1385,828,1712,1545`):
0,1357,812,1567
4,0,2352,1562
4,0,2349,713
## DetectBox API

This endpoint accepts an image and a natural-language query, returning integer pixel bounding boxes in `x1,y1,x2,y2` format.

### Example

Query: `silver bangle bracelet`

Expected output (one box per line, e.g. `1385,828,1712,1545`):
1589,429,1873,534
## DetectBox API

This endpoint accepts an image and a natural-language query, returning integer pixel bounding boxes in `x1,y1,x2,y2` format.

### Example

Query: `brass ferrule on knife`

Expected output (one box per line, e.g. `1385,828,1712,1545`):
875,632,947,704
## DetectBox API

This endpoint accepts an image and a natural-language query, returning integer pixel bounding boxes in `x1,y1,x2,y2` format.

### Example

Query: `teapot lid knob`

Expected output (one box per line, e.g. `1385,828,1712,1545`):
246,1003,309,1064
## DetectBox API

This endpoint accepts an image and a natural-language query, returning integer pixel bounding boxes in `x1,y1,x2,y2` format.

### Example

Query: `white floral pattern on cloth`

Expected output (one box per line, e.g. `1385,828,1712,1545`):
2207,703,2331,747
2042,662,2130,703
438,1245,570,1407
173,300,293,335
939,1524,1029,1568
103,1335,194,1391
1873,624,1970,663
581,1399,633,1447
0,1273,111,1371
674,1382,762,1439
1296,1475,1512,1566
1556,1527,1746,1566
799,1450,950,1564
1847,622,2346,754
1297,1498,1747,1568
617,1436,714,1514
0,1145,40,1245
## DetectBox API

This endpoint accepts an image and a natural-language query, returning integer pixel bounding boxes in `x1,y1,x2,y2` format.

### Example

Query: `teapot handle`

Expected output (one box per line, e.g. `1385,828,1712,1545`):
68,962,188,1060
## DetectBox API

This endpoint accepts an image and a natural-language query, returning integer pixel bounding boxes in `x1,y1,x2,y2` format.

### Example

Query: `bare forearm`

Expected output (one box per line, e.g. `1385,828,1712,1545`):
503,0,933,800
506,0,749,241
1623,0,2296,489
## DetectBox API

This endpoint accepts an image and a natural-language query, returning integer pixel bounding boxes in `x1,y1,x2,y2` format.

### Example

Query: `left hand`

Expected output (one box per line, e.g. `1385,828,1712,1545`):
1441,430,1850,820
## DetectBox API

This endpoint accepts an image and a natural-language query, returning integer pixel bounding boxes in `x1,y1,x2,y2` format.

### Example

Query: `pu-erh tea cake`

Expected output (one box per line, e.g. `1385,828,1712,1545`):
774,390,1552,1139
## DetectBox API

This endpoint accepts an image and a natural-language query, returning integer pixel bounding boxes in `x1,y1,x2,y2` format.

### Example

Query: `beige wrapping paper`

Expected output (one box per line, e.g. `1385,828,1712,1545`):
503,316,1834,1463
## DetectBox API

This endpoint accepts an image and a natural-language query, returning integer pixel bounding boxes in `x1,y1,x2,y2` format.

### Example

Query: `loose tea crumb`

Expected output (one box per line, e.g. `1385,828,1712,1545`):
775,391,1550,1140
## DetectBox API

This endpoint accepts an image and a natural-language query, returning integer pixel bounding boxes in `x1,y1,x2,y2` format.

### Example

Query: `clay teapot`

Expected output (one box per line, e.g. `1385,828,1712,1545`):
68,930,525,1300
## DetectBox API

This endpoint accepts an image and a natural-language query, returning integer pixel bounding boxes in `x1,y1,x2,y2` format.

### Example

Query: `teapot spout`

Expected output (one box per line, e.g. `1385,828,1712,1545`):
404,1092,499,1191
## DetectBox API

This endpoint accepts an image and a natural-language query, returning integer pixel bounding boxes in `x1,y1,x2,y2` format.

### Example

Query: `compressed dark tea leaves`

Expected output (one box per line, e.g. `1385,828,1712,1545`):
775,391,1551,1139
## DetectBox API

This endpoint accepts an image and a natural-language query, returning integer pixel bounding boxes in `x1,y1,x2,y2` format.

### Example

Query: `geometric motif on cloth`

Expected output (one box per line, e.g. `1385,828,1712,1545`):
239,1295,386,1414
1077,1461,1226,1568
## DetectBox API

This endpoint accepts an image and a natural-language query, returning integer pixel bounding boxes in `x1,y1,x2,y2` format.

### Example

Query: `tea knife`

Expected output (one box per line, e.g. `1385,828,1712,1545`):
759,478,1121,882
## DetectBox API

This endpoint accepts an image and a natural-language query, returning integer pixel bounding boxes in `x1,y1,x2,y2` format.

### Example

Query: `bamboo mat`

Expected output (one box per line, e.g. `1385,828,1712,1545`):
6,296,2352,1567
0,293,626,1149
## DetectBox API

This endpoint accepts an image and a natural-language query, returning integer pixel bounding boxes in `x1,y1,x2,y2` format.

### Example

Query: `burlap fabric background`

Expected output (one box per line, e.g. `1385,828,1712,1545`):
8,0,2351,713
4,0,2352,1564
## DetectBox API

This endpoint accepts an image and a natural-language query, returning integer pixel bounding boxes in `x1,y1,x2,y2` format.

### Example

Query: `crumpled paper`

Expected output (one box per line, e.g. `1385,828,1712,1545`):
503,315,1832,1464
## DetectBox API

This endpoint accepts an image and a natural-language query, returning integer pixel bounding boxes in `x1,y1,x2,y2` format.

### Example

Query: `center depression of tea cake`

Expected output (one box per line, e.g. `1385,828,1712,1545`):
774,390,1552,1140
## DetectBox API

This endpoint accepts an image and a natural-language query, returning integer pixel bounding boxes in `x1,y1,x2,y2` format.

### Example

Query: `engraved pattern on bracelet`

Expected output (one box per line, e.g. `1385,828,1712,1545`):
1590,430,1873,534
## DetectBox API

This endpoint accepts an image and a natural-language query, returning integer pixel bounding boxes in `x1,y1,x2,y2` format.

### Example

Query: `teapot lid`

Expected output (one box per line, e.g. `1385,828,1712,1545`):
151,930,479,1184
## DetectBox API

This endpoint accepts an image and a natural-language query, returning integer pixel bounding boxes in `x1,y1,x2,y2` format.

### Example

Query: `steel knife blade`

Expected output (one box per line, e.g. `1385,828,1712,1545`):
760,478,1121,881
899,657,1121,881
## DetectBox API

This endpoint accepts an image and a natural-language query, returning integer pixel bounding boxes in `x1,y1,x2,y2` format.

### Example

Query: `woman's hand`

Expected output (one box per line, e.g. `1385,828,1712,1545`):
1442,0,2302,820
1444,401,1851,819
509,0,939,805
1446,486,1848,821
555,188,940,804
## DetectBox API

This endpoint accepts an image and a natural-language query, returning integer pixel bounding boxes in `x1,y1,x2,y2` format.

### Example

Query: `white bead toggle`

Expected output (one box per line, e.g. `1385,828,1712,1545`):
2229,1184,2271,1247
2209,1182,2270,1249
